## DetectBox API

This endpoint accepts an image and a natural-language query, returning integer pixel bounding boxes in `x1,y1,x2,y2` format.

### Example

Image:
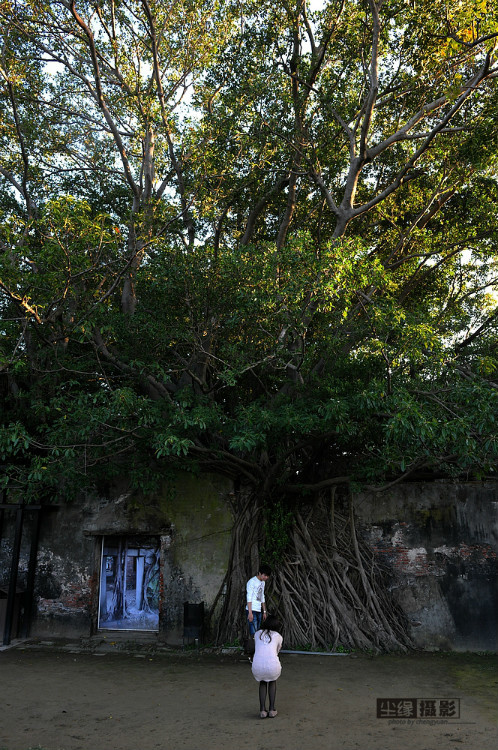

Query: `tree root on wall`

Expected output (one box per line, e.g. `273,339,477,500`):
213,490,413,652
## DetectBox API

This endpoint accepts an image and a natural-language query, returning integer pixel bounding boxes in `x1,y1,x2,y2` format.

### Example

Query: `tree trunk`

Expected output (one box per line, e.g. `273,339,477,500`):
213,492,264,645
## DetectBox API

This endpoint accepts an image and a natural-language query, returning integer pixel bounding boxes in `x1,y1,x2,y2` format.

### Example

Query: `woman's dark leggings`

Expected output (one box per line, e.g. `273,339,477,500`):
259,680,277,711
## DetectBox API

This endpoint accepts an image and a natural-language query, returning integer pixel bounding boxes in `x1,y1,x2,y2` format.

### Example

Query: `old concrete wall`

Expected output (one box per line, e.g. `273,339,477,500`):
156,473,233,642
34,503,96,638
0,503,97,639
0,472,233,644
1,478,496,650
355,481,498,652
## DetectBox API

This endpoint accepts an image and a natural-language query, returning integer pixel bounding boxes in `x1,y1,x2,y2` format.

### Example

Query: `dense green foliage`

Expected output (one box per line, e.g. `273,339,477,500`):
1,0,497,504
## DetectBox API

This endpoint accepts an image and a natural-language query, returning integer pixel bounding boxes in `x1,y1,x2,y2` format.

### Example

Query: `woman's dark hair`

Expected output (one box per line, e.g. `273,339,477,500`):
259,614,283,641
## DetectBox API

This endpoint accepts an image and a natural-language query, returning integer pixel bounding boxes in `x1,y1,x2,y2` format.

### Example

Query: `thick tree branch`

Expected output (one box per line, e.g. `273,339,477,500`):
69,1,140,202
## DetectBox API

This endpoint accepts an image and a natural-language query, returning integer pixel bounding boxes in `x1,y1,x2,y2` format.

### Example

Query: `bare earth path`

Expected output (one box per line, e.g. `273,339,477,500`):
0,645,496,750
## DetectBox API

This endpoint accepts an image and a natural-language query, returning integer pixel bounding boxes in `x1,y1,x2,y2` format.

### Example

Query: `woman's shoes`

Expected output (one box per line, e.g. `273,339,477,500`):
259,709,277,718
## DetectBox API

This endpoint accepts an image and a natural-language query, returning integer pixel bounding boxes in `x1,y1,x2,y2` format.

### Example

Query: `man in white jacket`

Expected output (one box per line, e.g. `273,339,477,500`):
246,564,272,636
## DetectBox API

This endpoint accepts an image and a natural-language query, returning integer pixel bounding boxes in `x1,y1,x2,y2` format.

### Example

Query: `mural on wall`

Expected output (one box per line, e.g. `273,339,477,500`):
98,536,160,631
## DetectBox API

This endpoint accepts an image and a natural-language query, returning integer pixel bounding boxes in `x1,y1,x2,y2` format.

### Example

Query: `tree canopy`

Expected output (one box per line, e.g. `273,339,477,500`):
1,0,498,647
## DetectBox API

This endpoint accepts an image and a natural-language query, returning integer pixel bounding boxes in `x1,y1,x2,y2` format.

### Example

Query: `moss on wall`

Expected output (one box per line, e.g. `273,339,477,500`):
158,472,233,605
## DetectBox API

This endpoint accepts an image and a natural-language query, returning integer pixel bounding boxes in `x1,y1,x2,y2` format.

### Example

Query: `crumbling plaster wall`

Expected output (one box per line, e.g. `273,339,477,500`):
0,503,97,639
155,472,233,642
355,481,498,651
1,472,233,643
2,478,496,650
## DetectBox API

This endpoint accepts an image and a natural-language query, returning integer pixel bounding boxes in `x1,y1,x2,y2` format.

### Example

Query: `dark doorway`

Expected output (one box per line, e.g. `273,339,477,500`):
0,492,45,645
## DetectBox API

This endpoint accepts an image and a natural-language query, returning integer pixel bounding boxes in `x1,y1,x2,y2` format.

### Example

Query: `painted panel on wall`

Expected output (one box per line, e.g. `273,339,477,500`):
98,535,160,632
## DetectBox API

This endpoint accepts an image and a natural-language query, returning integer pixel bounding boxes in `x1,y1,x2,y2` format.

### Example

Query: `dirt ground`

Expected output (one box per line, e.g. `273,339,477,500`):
0,644,496,750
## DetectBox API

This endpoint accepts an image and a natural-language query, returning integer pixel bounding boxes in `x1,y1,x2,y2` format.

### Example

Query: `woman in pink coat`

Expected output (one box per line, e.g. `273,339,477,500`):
251,615,283,718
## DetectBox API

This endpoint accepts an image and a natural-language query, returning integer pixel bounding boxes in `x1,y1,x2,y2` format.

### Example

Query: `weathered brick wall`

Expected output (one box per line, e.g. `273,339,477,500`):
355,482,498,651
